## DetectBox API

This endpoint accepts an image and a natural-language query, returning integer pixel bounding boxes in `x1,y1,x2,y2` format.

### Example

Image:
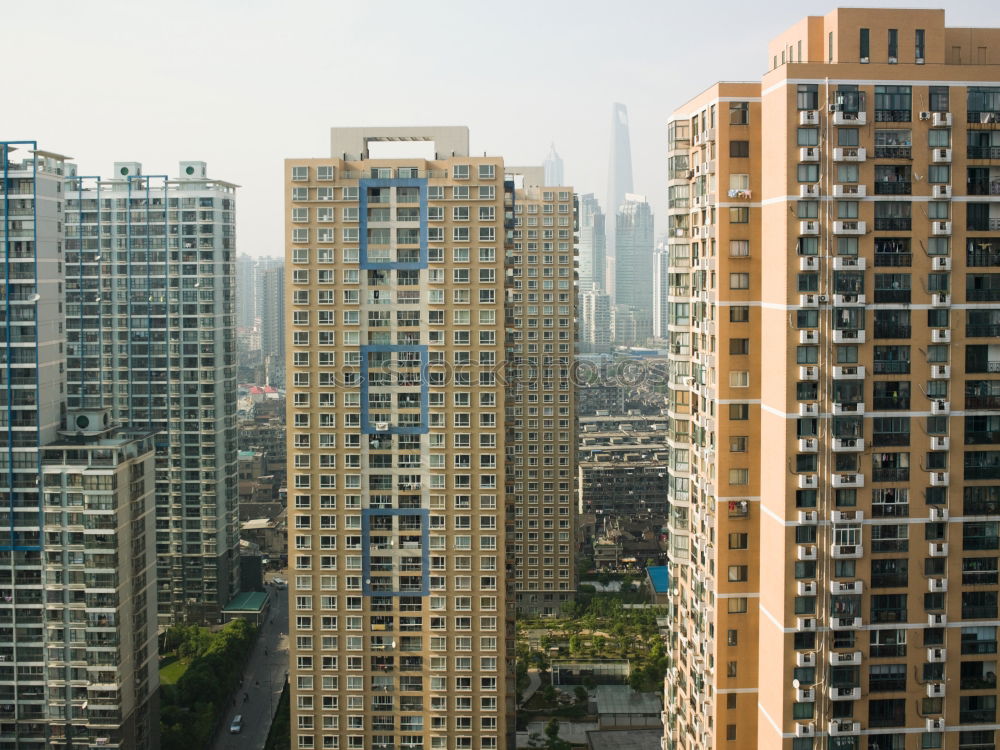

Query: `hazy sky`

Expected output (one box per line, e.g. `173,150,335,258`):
6,0,995,256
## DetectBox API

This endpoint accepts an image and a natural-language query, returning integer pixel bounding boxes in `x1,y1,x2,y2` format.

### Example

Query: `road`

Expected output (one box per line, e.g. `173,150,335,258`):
212,572,289,750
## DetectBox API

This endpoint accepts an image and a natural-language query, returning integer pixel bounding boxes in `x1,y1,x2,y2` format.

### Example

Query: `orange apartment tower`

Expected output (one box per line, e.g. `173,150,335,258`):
665,9,1000,750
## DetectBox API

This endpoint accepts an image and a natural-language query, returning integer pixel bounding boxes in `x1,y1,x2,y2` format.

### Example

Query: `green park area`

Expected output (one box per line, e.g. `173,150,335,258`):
157,619,257,749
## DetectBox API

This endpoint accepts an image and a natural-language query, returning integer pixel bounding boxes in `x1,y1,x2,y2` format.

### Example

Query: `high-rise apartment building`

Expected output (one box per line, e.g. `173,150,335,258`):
614,194,654,345
665,8,1000,750
41,425,160,750
64,161,240,625
577,193,607,292
285,127,512,750
2,142,161,748
580,287,612,352
506,167,578,616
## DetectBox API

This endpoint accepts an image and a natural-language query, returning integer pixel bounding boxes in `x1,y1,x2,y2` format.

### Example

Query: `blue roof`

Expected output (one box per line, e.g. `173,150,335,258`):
646,566,669,593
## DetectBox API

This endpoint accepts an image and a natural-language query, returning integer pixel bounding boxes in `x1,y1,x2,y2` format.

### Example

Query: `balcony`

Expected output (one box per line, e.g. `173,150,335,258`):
931,329,950,344
800,147,819,163
796,688,816,703
796,651,816,667
932,256,951,270
931,112,952,127
800,110,820,126
827,650,862,665
799,293,818,307
797,545,817,561
799,366,818,381
932,184,952,199
833,294,868,307
874,217,911,231
833,147,866,162
833,256,865,270
931,221,952,236
968,146,1000,160
831,510,864,522
927,683,945,698
830,687,862,701
800,256,819,271
927,647,947,663
931,400,950,414
798,438,818,452
798,511,818,525
831,543,864,559
832,365,865,379
833,329,865,344
797,617,817,631
832,402,864,415
931,292,951,307
795,723,816,738
929,472,949,486
828,720,861,736
799,403,819,416
798,474,818,489
874,145,912,159
833,220,866,235
930,435,950,450
830,580,863,594
929,542,949,557
800,220,818,235
833,184,866,198
874,180,911,195
799,329,819,344
799,183,819,198
834,110,867,126
798,581,817,596
833,437,864,452
928,578,948,592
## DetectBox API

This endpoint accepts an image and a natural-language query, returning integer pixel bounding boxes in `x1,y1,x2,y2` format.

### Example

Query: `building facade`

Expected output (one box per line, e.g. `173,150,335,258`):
285,127,512,750
64,161,240,625
542,144,564,188
665,8,1000,750
506,168,578,616
607,102,635,284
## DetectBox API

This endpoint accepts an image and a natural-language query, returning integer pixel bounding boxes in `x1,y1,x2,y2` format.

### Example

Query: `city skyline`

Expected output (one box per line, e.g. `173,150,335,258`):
7,0,996,259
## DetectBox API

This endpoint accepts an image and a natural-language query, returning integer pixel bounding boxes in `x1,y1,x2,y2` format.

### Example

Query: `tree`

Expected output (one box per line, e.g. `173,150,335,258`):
574,685,589,703
542,719,572,750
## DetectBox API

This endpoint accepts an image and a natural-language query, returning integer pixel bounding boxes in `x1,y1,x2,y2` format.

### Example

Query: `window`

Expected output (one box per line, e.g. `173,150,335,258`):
797,84,819,110
728,565,748,582
798,128,819,146
728,598,748,614
729,533,749,549
728,468,749,485
798,164,819,182
729,207,749,223
730,436,748,452
729,102,749,125
860,27,870,61
729,141,750,158
729,273,750,290
888,28,898,61
730,240,750,257
730,305,750,322
729,338,749,355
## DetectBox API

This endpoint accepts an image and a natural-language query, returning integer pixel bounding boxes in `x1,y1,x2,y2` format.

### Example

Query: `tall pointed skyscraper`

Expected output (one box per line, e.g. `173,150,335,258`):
543,142,564,186
606,102,634,303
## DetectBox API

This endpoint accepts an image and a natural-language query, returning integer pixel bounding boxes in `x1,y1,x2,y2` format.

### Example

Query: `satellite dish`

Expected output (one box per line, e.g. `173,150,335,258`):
792,679,801,689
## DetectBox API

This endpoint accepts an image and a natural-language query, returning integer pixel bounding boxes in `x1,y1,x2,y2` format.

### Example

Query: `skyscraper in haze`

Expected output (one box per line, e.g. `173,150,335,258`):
652,242,670,340
577,193,607,292
613,194,654,345
606,102,634,303
543,143,564,187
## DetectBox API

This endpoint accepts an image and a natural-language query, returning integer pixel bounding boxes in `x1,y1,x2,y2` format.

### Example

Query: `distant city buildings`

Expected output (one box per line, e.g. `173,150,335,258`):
543,142,564,187
577,193,607,292
614,194,654,346
580,286,612,352
606,102,635,276
259,263,285,386
652,242,670,340
64,160,240,625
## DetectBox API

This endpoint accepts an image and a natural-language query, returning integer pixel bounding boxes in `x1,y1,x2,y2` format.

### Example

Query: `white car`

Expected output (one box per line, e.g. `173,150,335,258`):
272,577,287,589
230,714,243,734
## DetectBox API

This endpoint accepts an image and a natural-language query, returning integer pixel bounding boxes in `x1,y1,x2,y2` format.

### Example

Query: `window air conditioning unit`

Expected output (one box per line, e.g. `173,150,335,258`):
919,111,931,120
